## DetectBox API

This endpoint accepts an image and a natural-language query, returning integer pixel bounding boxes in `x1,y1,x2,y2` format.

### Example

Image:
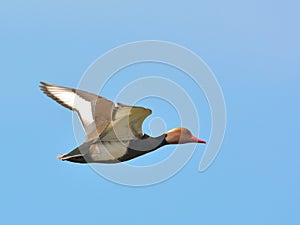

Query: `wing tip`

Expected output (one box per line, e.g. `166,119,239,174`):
39,81,52,93
39,81,49,94
39,81,51,88
39,81,74,111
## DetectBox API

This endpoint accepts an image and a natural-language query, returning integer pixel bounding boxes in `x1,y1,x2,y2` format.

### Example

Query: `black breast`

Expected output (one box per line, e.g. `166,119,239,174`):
117,134,168,162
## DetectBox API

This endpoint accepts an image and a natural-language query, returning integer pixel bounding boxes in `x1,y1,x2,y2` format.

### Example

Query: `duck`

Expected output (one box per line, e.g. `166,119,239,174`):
40,82,206,164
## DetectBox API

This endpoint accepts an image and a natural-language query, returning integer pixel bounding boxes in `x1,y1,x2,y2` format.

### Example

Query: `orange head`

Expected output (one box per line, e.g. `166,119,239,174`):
165,128,206,144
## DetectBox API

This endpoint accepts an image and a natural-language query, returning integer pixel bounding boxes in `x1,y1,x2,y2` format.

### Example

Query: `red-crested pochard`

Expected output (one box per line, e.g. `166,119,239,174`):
40,82,206,164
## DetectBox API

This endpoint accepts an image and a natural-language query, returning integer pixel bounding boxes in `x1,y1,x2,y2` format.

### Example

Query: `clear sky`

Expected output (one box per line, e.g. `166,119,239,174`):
1,0,299,224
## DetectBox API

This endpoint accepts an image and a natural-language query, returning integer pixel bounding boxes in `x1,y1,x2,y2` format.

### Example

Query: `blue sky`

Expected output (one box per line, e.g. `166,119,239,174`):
1,0,300,224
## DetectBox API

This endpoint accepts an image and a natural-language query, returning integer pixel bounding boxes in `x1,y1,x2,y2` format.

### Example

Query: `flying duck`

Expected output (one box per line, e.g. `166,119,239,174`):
40,82,206,164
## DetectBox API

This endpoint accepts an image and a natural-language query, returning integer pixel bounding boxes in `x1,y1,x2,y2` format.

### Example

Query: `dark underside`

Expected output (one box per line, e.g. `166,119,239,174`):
62,134,168,164
118,133,168,162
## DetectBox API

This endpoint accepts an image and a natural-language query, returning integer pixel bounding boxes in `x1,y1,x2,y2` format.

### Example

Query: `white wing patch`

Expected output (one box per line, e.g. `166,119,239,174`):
73,94,94,127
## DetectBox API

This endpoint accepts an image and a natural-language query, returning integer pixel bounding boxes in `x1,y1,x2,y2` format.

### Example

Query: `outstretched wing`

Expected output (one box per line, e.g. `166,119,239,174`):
40,82,115,139
40,82,152,142
99,103,152,141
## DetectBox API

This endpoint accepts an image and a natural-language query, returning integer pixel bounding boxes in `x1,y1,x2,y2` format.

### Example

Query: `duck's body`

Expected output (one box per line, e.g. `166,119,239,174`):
62,134,167,163
40,82,206,164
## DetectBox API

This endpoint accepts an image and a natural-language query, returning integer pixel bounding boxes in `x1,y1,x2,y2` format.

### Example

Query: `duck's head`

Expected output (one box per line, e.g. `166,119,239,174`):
165,128,206,144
